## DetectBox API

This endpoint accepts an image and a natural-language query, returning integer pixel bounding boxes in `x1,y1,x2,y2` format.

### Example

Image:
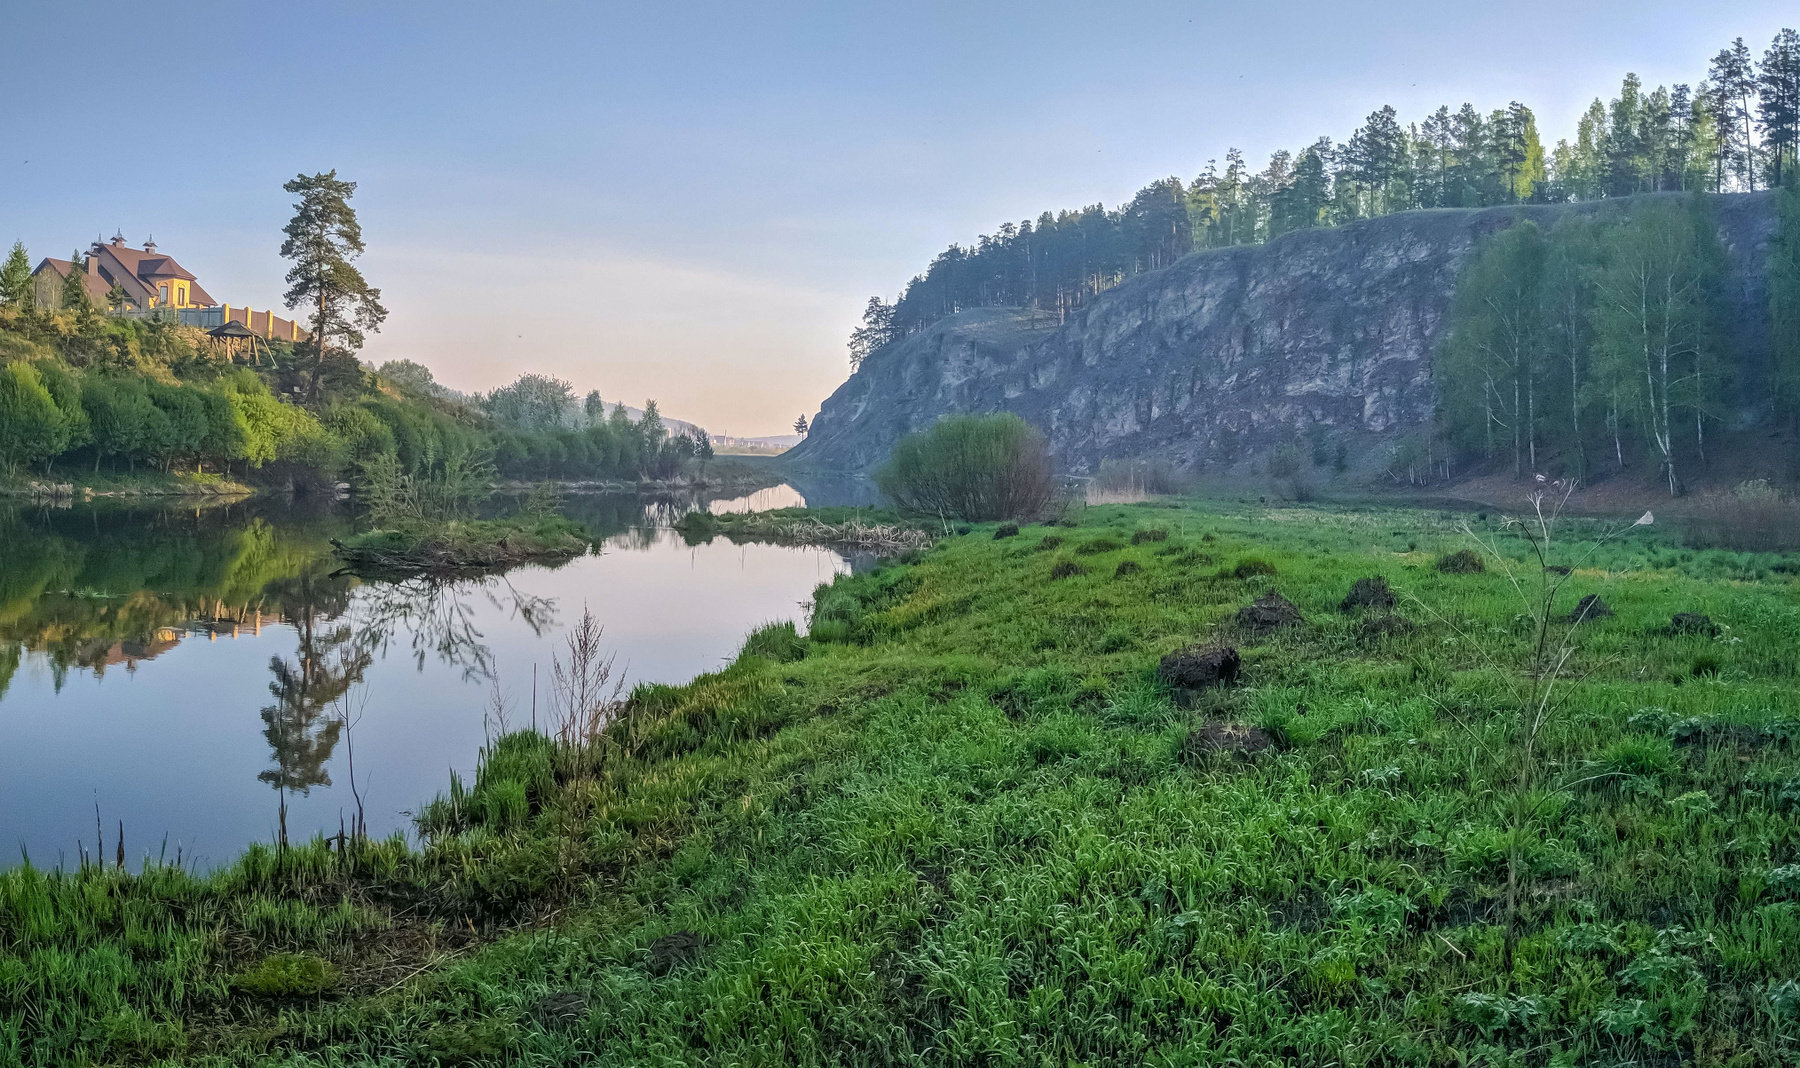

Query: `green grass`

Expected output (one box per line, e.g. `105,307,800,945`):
6,498,1800,1065
334,515,593,574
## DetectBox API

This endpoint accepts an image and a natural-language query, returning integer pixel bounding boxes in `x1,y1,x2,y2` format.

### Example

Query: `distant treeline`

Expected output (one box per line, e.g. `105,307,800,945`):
0,303,709,486
1422,188,1800,494
848,29,1800,364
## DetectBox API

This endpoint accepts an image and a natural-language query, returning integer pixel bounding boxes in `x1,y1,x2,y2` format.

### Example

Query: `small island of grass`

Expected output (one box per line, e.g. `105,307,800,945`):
331,514,593,575
331,454,594,575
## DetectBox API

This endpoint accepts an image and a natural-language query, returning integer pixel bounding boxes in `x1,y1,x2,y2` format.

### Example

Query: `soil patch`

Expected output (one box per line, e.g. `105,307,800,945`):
648,930,708,975
1158,644,1241,691
1669,612,1718,637
1566,595,1614,623
531,992,589,1029
1340,576,1396,612
1237,590,1304,634
1181,723,1277,763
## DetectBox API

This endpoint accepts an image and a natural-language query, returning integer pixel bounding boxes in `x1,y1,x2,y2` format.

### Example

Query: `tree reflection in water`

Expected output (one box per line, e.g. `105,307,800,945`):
254,570,555,844
258,573,369,846
348,572,557,682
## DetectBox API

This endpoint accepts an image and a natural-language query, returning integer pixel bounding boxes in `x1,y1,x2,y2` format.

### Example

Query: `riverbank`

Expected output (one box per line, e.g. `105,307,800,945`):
6,497,1799,1064
493,457,784,498
0,470,256,500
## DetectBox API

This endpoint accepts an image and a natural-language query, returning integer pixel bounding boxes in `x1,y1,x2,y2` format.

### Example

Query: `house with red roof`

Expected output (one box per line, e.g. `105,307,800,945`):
30,232,307,340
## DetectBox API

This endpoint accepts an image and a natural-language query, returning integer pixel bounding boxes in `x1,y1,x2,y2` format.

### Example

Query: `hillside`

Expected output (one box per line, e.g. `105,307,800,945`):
788,191,1780,478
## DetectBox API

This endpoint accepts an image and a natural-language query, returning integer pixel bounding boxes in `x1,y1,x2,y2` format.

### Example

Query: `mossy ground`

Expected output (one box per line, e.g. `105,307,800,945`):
6,498,1800,1066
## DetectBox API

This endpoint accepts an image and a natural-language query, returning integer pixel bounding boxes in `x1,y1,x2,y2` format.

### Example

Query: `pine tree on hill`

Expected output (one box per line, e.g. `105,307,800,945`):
0,242,30,308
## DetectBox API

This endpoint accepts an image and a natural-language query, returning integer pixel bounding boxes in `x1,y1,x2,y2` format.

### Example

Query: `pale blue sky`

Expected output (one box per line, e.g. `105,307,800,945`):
3,1,1791,434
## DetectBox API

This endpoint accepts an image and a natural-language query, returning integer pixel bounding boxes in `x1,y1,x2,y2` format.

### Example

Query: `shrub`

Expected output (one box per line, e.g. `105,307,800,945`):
875,413,1055,521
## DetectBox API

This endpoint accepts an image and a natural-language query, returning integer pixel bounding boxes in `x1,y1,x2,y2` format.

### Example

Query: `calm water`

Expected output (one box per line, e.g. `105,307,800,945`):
0,484,858,870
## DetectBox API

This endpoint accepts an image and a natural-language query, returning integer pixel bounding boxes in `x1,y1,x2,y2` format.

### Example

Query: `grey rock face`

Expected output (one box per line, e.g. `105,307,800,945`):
789,192,1777,473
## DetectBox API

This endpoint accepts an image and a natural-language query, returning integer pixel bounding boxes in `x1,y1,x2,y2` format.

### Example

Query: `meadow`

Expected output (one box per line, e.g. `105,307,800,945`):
4,495,1800,1066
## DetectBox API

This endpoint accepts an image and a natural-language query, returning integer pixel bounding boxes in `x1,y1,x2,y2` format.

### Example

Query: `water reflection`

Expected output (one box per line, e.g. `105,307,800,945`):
351,573,558,681
1,488,851,869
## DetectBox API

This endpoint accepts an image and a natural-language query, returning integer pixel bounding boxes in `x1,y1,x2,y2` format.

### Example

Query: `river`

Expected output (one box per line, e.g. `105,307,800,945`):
0,482,864,871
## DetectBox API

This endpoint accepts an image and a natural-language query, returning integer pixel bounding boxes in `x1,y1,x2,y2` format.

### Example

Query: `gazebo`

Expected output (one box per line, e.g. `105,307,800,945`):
207,319,265,365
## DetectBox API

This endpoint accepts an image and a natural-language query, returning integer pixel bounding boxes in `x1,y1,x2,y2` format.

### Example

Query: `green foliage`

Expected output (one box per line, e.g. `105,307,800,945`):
359,446,494,528
0,362,68,471
280,170,387,403
1772,186,1800,427
875,412,1056,521
0,241,31,308
1436,197,1726,492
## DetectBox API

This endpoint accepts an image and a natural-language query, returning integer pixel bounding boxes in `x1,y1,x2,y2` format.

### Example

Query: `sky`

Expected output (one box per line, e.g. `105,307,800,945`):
3,2,1793,436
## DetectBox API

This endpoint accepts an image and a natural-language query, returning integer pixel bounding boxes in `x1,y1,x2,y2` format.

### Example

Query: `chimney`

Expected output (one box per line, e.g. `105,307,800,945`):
110,230,126,247
143,235,157,253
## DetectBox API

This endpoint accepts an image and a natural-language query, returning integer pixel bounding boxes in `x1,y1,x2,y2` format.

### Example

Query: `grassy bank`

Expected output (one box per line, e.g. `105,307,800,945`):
0,469,255,499
7,497,1800,1065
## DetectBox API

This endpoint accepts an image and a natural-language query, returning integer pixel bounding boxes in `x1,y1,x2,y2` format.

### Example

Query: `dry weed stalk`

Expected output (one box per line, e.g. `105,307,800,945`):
1405,479,1652,964
550,606,627,749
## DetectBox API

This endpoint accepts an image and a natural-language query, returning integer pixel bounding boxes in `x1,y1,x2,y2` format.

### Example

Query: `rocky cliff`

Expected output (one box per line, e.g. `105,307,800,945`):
788,192,1777,474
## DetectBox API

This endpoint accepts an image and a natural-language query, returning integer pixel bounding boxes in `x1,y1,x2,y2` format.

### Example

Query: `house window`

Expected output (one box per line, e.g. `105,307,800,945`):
158,284,168,305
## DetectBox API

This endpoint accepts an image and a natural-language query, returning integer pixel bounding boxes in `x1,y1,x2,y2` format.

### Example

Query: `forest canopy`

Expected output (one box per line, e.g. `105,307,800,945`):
847,28,1800,364
0,306,707,486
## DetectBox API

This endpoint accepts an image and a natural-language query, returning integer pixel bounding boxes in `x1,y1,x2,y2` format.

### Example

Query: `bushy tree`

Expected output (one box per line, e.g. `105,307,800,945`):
483,373,573,431
0,362,70,472
876,413,1056,521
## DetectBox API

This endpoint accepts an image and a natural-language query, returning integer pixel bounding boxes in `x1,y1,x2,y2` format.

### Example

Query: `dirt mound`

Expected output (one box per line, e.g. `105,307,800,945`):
1566,594,1614,623
1114,560,1143,577
1436,549,1486,574
1237,590,1304,634
1340,576,1396,612
1049,561,1087,579
648,930,707,975
1131,528,1169,544
1158,644,1241,691
1181,723,1276,763
993,523,1019,539
1358,614,1416,640
1669,612,1719,637
1232,558,1278,578
532,992,589,1029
